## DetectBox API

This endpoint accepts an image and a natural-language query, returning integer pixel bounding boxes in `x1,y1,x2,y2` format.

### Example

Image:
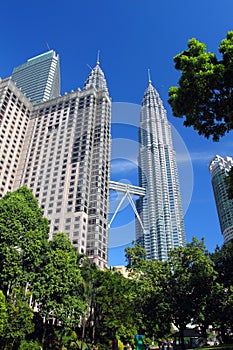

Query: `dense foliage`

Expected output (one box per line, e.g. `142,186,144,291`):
0,187,233,349
0,188,87,349
168,30,233,207
168,31,233,141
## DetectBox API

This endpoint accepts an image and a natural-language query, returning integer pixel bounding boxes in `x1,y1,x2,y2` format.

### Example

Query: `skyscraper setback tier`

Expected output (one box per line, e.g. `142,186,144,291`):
11,50,60,103
136,80,186,261
209,155,233,244
0,62,111,269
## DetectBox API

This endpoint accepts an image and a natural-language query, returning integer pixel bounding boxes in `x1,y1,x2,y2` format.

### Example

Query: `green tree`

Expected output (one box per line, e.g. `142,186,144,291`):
218,285,233,344
0,186,49,297
168,31,233,141
165,238,217,350
125,242,146,270
32,232,87,349
0,290,7,336
84,267,135,349
168,32,233,199
205,283,233,344
211,240,233,288
210,241,233,342
19,339,41,350
0,187,50,348
126,244,172,340
0,289,34,350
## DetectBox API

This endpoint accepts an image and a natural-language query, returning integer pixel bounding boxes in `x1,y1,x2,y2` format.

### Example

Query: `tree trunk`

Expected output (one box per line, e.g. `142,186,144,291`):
81,318,86,350
41,322,47,349
200,324,208,345
180,326,185,350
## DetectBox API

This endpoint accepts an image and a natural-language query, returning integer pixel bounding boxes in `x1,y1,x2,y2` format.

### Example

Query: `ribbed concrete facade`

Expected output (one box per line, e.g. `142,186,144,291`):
136,81,186,261
209,155,233,244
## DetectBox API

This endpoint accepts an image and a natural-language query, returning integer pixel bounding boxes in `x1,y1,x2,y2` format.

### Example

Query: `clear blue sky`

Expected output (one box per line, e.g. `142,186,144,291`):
1,0,233,265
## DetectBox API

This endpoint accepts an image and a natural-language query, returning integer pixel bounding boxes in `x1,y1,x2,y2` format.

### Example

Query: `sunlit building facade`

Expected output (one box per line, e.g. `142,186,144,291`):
1,60,111,269
136,80,186,261
209,155,233,243
0,78,33,198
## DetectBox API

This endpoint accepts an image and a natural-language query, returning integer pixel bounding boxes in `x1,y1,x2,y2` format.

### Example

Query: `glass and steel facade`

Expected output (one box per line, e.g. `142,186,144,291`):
209,155,233,243
136,81,186,261
11,51,60,104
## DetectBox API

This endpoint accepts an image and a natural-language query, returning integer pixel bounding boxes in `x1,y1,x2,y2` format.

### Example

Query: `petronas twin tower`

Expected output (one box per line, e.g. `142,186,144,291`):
136,79,186,261
0,50,186,267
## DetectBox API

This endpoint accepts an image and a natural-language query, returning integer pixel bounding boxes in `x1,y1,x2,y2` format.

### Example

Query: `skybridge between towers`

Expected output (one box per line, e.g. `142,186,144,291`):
108,180,146,232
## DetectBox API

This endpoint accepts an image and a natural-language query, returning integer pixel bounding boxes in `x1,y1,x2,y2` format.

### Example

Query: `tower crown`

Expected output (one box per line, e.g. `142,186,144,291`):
142,80,162,108
84,62,108,93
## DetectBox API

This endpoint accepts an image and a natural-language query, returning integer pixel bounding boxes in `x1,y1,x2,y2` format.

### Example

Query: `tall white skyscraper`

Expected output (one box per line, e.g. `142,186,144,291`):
209,155,233,244
11,50,60,103
1,59,111,269
136,79,186,261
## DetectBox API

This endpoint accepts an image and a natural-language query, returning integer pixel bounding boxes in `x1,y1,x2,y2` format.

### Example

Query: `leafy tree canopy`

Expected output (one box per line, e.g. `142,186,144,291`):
0,290,7,336
0,289,34,349
0,186,49,295
165,238,217,334
125,242,146,272
168,31,233,141
211,239,233,288
32,232,86,325
125,244,173,338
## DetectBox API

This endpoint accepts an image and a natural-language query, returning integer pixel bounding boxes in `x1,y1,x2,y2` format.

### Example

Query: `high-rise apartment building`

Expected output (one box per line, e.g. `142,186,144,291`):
11,50,60,103
136,79,186,261
1,60,111,269
209,155,233,244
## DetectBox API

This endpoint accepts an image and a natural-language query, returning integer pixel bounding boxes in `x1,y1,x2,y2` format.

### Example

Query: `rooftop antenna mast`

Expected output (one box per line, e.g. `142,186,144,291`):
148,68,152,84
86,64,93,71
97,49,100,65
46,42,51,51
